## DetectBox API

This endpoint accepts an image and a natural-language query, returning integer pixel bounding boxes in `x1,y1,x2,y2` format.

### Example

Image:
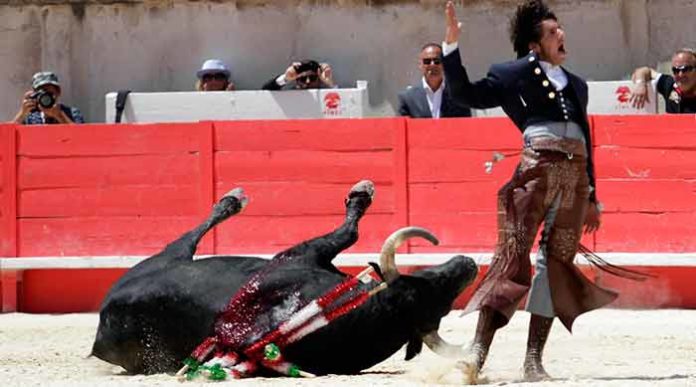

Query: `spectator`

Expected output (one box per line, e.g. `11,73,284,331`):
398,43,471,118
12,71,84,124
630,48,696,114
196,59,235,91
262,60,335,90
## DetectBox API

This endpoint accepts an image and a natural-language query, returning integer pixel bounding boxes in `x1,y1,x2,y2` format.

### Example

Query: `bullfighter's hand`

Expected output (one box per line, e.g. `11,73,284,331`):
629,82,649,109
445,1,462,44
284,62,302,82
226,81,236,91
583,202,601,234
319,63,335,87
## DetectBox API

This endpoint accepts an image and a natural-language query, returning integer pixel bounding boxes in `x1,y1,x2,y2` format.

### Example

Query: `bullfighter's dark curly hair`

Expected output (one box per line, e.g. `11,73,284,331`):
509,0,557,58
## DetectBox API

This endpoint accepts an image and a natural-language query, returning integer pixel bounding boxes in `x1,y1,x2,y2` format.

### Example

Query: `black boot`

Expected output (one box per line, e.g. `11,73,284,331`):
523,314,553,381
459,307,498,383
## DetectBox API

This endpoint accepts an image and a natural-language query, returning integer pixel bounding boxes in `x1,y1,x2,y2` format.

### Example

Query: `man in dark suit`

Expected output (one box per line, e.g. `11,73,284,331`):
397,43,471,118
438,1,640,383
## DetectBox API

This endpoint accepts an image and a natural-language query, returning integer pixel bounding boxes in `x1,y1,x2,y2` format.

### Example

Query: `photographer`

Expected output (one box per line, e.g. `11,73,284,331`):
262,60,335,90
12,72,84,125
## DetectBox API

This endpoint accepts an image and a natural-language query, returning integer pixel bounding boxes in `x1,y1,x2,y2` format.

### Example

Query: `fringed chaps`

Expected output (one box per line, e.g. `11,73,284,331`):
463,140,618,332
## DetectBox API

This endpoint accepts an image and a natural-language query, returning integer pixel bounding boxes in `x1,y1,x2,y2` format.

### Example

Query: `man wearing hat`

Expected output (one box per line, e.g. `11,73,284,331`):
195,59,235,91
12,71,84,125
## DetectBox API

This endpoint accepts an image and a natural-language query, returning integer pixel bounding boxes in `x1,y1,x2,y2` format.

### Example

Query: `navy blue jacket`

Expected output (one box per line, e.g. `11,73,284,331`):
443,48,598,202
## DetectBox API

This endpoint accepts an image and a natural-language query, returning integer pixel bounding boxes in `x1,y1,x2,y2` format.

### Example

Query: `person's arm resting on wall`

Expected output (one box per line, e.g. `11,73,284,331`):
629,66,660,109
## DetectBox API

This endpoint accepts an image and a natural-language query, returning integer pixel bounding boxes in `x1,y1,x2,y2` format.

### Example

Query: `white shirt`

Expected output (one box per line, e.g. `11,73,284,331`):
539,61,568,90
422,77,445,118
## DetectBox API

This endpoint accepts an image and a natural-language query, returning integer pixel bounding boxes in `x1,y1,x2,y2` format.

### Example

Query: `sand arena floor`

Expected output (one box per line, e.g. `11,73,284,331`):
0,309,694,387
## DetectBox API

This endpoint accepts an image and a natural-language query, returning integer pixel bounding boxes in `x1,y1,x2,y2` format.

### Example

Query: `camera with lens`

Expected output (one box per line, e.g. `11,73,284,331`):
29,90,56,109
294,60,320,75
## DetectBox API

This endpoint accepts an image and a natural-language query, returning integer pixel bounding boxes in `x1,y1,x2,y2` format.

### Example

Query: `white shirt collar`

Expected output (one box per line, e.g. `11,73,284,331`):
421,77,445,118
539,61,568,91
421,77,444,94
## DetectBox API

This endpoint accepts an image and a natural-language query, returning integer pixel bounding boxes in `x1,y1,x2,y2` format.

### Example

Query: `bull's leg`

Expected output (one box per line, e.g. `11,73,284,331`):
279,180,374,269
155,188,249,260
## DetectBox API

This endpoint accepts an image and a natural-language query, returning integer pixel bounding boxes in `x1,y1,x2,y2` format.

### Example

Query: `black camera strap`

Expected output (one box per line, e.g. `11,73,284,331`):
114,90,131,123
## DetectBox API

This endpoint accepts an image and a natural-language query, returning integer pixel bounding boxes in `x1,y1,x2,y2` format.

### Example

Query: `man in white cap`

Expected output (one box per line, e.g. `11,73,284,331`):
196,59,235,91
12,71,84,124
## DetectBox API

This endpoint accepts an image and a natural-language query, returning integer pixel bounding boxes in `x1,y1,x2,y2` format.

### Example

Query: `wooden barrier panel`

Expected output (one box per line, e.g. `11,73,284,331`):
15,123,214,256
592,115,696,252
0,124,17,257
0,124,18,312
212,118,409,253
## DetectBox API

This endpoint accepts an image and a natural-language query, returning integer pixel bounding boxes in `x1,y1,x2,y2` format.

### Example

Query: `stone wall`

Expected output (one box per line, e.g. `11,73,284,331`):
1,0,694,122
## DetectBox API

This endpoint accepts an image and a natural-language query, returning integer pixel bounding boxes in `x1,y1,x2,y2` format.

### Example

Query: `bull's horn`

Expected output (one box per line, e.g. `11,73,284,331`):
422,331,465,358
379,226,439,282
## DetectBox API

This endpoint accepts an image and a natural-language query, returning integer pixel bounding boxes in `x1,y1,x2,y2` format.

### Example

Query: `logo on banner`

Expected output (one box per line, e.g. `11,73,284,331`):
615,86,631,104
323,92,343,116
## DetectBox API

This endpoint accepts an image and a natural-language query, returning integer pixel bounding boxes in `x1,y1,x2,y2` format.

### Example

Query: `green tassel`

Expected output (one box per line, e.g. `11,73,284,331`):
288,364,301,378
264,343,281,361
207,363,227,381
183,357,200,371
183,357,201,380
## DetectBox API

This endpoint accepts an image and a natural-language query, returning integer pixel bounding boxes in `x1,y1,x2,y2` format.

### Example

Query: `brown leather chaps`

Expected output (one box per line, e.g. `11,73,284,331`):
464,139,617,331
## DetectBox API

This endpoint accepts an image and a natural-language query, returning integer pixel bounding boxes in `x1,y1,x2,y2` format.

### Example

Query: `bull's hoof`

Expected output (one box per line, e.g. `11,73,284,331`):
222,188,249,208
523,362,551,382
213,188,249,220
348,180,375,200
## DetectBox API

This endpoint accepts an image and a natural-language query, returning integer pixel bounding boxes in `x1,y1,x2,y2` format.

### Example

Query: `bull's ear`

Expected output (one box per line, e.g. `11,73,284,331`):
404,337,423,361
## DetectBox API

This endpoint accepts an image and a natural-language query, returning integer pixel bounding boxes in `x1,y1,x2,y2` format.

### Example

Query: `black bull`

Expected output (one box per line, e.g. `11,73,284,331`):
91,181,478,375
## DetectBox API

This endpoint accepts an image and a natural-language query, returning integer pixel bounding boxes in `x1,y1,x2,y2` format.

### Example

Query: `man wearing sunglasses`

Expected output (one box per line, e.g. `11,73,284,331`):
262,60,335,90
195,59,235,91
397,43,471,118
630,48,696,114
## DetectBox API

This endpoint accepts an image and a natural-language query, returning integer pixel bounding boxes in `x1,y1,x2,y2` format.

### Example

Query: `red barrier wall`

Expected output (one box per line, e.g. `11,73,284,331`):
1,115,695,312
0,125,17,257
211,119,408,253
592,115,696,252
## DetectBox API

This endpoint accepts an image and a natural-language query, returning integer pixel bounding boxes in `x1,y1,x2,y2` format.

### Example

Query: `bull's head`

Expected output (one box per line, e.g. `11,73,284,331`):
379,227,477,358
